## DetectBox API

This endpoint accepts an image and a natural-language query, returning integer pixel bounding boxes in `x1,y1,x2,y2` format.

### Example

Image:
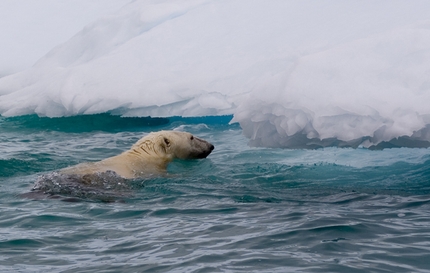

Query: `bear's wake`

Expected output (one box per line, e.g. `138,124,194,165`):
30,171,141,201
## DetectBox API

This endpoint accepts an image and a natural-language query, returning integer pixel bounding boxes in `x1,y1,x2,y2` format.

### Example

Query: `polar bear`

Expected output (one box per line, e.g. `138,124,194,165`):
60,130,214,179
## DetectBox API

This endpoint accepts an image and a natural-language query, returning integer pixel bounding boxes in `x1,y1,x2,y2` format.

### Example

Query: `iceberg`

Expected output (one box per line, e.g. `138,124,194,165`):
0,0,130,76
1,0,430,148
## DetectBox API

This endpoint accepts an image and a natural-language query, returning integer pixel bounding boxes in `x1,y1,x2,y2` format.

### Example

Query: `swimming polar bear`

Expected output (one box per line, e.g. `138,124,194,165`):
60,130,214,179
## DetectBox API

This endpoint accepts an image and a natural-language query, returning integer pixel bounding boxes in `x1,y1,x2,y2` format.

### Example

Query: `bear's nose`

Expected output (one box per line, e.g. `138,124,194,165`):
210,144,214,151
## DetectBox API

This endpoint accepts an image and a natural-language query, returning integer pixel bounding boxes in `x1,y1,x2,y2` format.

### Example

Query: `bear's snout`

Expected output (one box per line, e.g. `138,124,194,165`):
195,144,214,159
202,143,215,158
196,137,214,158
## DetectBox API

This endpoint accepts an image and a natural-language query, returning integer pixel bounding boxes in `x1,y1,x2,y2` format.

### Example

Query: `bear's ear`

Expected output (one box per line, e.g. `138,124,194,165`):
163,137,171,147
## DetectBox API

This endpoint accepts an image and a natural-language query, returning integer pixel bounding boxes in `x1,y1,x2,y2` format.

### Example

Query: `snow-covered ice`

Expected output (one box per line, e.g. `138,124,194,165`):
1,0,430,148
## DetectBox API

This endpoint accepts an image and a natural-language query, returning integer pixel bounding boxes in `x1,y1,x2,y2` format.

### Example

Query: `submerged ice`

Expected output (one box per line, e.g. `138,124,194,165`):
1,0,430,148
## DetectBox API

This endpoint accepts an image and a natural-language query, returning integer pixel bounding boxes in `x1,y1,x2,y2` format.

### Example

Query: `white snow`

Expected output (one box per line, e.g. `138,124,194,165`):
1,0,430,148
0,0,131,76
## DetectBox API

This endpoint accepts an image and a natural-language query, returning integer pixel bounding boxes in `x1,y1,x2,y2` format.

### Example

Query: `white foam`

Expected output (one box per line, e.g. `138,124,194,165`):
1,0,430,148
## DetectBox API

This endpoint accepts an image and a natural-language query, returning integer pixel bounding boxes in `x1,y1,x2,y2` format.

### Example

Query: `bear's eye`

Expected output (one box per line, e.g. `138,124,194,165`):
164,137,170,146
190,135,194,140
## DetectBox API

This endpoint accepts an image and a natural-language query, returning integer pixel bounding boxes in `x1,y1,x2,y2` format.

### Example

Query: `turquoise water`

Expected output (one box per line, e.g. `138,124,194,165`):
1,114,430,272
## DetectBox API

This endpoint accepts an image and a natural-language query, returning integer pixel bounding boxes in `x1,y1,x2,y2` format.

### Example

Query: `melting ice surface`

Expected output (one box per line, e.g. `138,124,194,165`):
1,0,430,148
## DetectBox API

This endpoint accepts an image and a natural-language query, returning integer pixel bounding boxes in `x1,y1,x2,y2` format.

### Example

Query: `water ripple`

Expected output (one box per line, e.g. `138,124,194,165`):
1,117,430,272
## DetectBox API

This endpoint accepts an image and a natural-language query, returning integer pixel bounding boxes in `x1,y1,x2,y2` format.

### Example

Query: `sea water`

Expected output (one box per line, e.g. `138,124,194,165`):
1,114,429,272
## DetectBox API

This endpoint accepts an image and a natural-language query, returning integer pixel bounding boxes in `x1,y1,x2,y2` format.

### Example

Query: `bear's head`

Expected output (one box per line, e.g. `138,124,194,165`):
132,131,214,160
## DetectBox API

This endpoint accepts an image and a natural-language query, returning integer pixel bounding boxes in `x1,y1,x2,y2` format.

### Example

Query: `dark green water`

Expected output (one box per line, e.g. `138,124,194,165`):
1,114,430,272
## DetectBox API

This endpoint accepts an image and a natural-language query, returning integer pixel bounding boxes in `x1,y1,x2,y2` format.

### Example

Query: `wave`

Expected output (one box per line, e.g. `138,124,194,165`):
0,114,232,133
0,158,34,177
23,158,430,201
2,114,168,133
1,1,430,148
